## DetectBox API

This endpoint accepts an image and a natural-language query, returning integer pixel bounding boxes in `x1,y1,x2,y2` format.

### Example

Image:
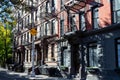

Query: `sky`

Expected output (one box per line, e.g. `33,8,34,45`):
0,0,14,23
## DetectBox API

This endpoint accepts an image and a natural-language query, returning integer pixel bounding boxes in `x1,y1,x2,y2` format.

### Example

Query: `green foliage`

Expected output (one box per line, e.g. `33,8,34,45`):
0,22,13,66
0,0,20,66
0,0,33,22
0,1,13,22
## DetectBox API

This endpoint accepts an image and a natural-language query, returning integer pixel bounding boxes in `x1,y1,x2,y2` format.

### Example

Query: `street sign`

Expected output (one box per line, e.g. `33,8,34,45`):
30,28,37,36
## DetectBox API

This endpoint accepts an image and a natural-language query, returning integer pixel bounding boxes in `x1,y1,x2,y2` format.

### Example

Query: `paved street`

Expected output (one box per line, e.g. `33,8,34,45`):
0,67,29,80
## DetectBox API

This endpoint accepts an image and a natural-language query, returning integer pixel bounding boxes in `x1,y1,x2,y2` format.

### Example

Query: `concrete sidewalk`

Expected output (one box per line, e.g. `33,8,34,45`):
0,68,58,80
7,70,28,77
0,67,80,80
0,67,29,80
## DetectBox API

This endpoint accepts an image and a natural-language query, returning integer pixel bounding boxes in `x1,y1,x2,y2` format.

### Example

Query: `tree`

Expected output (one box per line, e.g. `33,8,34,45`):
0,0,33,67
0,0,29,23
0,0,28,67
0,0,27,67
0,22,12,67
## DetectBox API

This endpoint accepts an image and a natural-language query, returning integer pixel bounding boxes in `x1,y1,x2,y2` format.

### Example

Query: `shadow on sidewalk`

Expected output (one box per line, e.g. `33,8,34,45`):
0,67,29,80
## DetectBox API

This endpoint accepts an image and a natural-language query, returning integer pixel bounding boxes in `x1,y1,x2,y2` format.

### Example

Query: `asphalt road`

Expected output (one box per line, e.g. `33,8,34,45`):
0,68,29,80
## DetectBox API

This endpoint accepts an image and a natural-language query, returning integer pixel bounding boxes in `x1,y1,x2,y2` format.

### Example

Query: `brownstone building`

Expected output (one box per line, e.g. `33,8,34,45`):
13,0,120,80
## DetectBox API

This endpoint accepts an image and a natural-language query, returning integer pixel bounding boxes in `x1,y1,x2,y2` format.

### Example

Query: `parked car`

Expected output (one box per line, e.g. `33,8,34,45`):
28,64,70,80
38,65,63,77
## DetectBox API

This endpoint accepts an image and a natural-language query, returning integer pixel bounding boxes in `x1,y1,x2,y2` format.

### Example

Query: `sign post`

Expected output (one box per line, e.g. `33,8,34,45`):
29,28,37,77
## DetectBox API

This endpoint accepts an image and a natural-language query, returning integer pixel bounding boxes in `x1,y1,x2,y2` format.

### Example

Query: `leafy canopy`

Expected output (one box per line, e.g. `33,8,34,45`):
0,22,12,66
0,0,28,23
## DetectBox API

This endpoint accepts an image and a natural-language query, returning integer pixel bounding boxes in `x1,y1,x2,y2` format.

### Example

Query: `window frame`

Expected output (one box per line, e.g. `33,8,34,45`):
51,44,55,58
60,0,64,10
60,19,64,36
51,20,55,35
80,12,86,31
87,42,99,68
112,0,120,23
51,0,55,12
45,22,49,35
46,1,51,13
91,7,99,29
69,15,77,31
115,38,120,68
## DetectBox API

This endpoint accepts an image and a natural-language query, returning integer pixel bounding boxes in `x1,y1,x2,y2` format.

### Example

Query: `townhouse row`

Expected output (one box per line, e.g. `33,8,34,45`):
12,0,120,80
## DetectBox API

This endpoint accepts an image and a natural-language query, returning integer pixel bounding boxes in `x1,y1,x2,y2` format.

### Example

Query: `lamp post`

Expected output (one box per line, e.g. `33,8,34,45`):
30,28,37,77
30,0,36,77
31,35,35,77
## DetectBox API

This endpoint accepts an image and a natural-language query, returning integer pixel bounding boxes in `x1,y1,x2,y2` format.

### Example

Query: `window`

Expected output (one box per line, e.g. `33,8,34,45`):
88,42,99,67
113,0,120,23
35,10,37,22
95,0,101,3
51,20,55,35
31,12,34,26
43,24,45,36
23,18,26,29
45,23,50,36
21,35,23,45
40,24,44,37
40,25,42,37
19,20,22,30
27,32,29,42
51,44,54,58
70,15,77,31
18,11,20,19
45,23,48,35
51,0,55,12
115,0,120,9
60,0,64,10
30,34,33,42
25,17,26,29
80,13,86,31
24,33,26,42
116,38,120,68
27,15,30,28
21,19,23,30
92,7,99,29
46,1,51,13
60,19,64,36
30,49,32,61
26,50,28,62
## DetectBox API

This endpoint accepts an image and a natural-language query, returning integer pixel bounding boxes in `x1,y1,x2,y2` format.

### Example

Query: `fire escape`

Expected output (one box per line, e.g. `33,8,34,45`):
64,0,103,79
65,0,86,13
64,0,87,79
39,0,59,65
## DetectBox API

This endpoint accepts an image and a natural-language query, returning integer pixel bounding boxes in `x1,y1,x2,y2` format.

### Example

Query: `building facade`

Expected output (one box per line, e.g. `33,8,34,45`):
13,0,120,80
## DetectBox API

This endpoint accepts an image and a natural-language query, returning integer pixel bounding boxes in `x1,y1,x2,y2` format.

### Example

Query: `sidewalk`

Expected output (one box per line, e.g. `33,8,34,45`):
0,67,80,80
0,67,28,78
0,68,60,80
